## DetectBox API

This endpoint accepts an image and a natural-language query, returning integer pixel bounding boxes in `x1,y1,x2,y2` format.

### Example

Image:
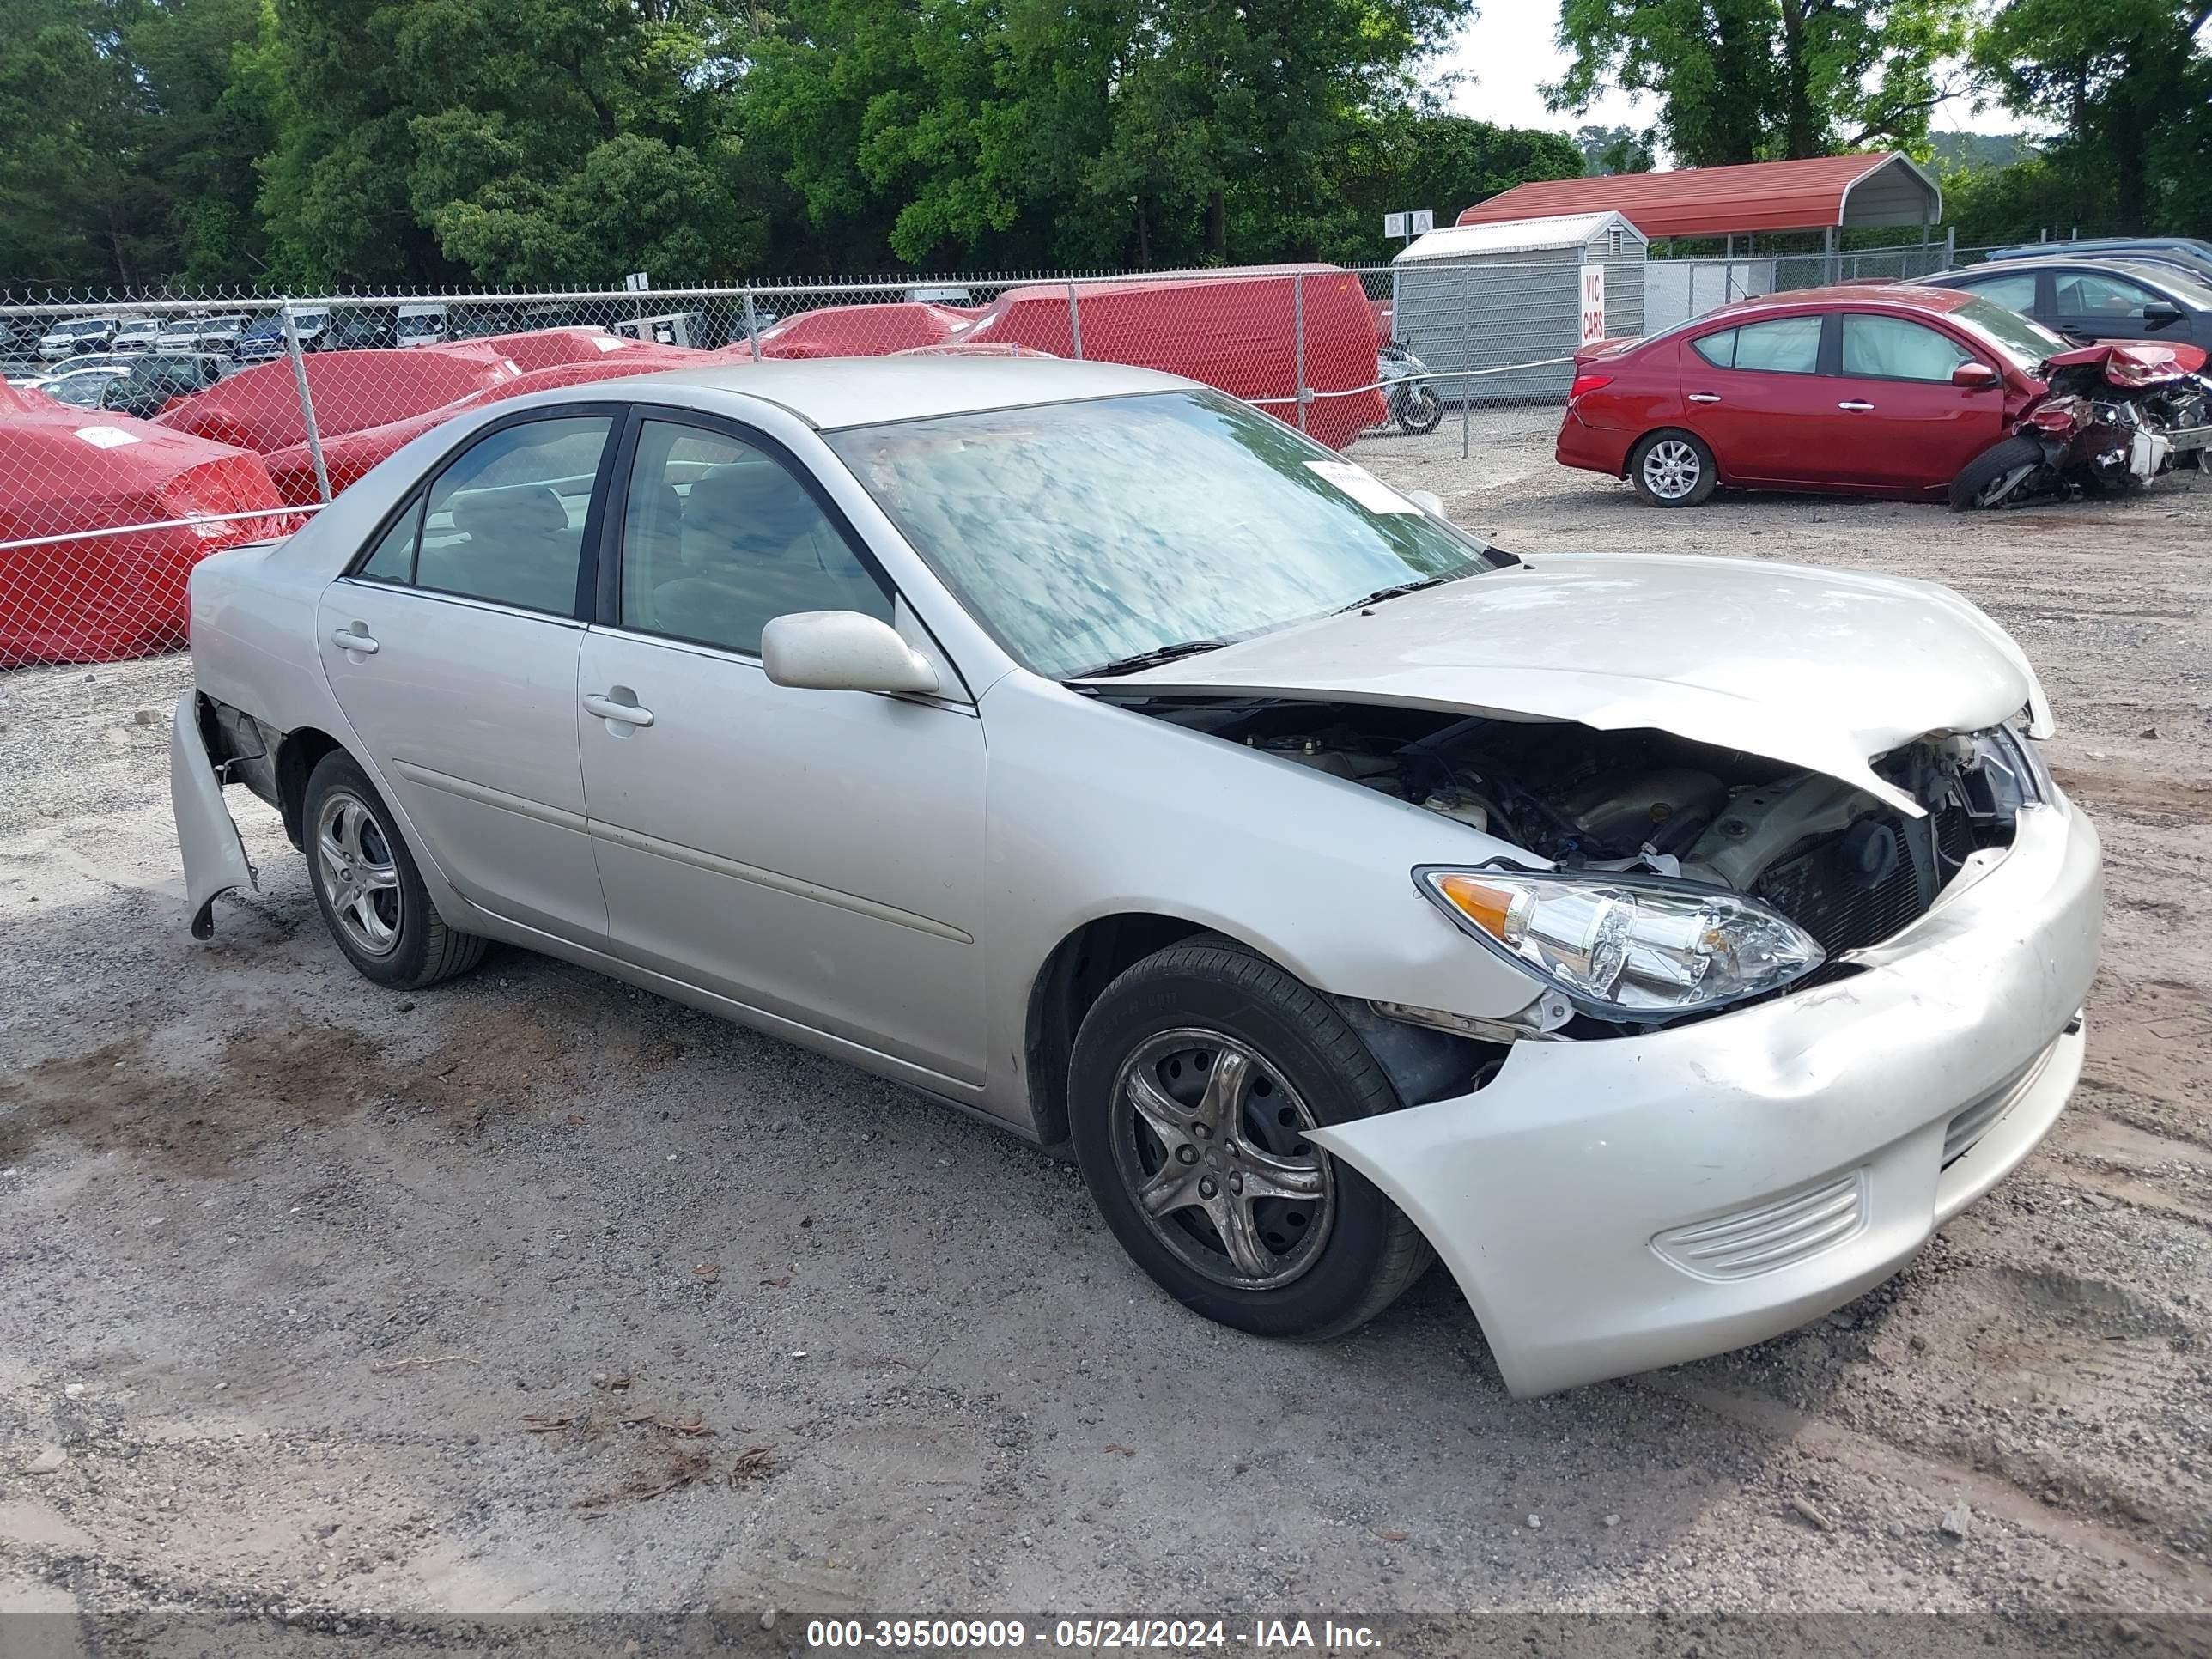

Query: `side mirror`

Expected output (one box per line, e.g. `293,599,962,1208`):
1405,488,1446,517
761,611,939,696
1951,361,2001,389
2142,301,2185,328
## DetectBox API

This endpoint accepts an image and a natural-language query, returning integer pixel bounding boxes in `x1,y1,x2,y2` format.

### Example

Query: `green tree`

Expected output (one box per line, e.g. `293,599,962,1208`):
1972,0,2212,235
1573,122,1657,173
0,0,159,289
1550,0,1973,167
741,0,1490,270
258,0,758,287
1331,111,1586,255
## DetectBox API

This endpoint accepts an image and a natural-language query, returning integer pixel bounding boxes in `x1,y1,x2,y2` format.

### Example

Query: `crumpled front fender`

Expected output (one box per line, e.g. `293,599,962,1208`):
169,691,255,938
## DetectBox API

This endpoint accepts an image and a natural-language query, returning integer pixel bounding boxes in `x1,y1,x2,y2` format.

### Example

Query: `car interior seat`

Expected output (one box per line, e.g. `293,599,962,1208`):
653,460,887,653
427,483,578,613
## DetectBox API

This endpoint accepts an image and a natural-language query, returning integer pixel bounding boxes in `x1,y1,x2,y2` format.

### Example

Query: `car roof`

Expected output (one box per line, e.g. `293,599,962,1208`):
1932,257,2190,288
616,356,1199,429
1697,283,1980,323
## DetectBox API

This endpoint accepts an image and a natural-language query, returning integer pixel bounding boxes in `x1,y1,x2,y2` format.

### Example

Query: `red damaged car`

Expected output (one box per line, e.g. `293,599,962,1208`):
1557,283,2146,507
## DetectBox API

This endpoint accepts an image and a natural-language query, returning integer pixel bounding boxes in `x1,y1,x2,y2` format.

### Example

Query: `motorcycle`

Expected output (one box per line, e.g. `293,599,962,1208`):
1951,340,2212,511
1379,343,1443,435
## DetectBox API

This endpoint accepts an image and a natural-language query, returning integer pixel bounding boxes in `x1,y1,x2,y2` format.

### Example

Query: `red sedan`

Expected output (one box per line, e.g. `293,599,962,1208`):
1556,284,2070,506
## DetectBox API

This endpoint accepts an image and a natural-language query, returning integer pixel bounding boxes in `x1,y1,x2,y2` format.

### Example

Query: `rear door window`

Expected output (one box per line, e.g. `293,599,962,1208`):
1729,316,1823,374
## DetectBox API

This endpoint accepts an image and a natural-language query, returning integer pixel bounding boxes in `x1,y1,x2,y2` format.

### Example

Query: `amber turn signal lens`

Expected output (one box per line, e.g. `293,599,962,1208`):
1434,873,1520,940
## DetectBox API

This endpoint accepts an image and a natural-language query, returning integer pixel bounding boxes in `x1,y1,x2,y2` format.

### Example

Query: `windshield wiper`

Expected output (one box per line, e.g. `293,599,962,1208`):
1073,636,1240,678
1334,572,1462,614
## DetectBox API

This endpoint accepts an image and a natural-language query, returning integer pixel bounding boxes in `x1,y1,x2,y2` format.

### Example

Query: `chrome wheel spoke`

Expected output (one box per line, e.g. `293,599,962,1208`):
1237,1143,1326,1203
1127,1070,1200,1154
1192,1046,1252,1137
1206,1187,1274,1279
1137,1159,1201,1218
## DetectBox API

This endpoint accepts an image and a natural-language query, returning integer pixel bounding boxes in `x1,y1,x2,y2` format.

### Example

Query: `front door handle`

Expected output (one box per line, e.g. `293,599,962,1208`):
1837,400,1875,412
1687,392,1721,404
583,690,654,728
331,626,379,655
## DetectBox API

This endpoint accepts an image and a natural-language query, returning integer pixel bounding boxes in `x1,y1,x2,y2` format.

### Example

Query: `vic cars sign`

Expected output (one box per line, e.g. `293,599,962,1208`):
1579,266,1607,347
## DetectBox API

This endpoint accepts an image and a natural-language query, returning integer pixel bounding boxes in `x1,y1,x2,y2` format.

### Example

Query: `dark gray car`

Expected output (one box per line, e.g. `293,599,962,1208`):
1922,259,2212,354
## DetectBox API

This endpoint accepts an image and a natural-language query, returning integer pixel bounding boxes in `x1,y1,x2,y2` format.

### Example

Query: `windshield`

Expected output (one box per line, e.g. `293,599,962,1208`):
2109,264,2212,311
827,390,1504,678
1947,295,2070,369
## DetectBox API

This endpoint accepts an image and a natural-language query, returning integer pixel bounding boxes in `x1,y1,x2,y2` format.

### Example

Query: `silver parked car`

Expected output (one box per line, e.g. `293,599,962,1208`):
173,360,2101,1395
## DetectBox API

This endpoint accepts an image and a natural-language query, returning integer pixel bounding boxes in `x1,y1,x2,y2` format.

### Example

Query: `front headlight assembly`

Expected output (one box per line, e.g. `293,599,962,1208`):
1416,866,1825,1021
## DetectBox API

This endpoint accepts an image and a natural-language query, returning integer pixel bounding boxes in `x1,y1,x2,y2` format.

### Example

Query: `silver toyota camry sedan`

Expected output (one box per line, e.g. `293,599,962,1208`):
173,358,2101,1395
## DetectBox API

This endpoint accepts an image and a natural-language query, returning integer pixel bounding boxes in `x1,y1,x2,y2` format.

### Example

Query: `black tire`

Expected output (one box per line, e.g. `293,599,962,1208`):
1629,428,1718,507
1068,936,1433,1340
1949,434,2045,511
302,750,485,990
1395,384,1444,435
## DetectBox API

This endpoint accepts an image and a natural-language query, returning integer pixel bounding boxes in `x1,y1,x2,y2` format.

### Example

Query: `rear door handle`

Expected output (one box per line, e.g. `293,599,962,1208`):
1837,400,1875,412
583,691,653,728
1687,392,1721,404
330,626,379,655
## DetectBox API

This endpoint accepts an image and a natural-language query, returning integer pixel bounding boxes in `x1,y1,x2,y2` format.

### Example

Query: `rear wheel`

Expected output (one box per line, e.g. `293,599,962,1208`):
303,750,485,990
1949,434,2045,511
1068,937,1431,1340
1629,429,1717,507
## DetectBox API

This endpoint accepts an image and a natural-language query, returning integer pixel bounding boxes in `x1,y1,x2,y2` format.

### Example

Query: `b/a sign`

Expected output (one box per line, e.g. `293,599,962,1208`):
1383,209,1434,240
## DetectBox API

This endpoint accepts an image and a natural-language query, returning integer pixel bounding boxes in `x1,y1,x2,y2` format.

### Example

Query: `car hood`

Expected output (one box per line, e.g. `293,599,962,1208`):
1085,552,2051,817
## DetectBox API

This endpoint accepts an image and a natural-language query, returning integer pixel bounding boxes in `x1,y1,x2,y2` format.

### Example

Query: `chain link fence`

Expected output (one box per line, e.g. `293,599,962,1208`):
3,240,1996,667
3,261,1636,667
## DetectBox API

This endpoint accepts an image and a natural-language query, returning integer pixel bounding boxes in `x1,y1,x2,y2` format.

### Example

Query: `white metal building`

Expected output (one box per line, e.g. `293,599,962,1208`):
1391,211,1650,401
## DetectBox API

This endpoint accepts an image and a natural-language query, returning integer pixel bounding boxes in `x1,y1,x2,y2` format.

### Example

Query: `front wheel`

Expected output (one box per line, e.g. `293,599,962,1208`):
1630,428,1717,507
1949,434,2046,511
1395,384,1443,435
1068,938,1432,1340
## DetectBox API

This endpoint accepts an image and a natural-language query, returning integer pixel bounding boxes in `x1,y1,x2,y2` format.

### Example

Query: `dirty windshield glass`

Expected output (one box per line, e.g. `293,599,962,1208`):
826,391,1502,678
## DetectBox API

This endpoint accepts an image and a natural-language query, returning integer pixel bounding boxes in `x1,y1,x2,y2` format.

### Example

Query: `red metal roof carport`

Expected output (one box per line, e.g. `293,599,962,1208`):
1455,153,1942,252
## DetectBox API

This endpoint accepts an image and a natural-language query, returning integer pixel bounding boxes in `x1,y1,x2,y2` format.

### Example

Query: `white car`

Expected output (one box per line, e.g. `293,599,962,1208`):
112,317,165,353
172,359,2101,1395
36,317,118,360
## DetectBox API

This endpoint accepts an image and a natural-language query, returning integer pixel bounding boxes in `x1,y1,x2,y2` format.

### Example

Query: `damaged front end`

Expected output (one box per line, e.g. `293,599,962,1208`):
1109,695,2049,1041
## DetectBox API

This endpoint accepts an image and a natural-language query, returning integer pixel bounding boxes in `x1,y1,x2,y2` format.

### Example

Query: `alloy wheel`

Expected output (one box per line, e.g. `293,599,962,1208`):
1109,1029,1335,1291
314,789,404,958
1642,439,1703,501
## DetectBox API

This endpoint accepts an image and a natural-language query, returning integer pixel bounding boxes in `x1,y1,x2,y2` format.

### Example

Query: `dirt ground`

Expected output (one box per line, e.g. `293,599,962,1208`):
2,422,2209,1631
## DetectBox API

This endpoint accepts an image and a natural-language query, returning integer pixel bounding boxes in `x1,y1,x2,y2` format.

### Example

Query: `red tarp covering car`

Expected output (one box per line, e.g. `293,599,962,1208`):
263,345,706,505
469,327,662,373
708,274,1380,445
750,302,978,360
0,384,297,665
154,344,524,453
954,267,1384,448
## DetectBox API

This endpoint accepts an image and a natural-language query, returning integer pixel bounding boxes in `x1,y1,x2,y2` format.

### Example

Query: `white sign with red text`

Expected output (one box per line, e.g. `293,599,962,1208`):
1579,265,1607,347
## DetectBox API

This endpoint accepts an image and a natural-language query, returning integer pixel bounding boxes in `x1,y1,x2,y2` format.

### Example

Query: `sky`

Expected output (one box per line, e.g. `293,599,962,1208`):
1433,3,2027,146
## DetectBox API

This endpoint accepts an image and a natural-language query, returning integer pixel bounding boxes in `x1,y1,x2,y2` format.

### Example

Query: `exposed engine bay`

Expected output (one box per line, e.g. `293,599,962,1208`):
1117,695,2042,1021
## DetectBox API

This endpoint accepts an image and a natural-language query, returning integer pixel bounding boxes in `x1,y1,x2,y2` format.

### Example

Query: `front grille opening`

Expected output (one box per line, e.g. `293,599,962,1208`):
1753,787,2003,963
